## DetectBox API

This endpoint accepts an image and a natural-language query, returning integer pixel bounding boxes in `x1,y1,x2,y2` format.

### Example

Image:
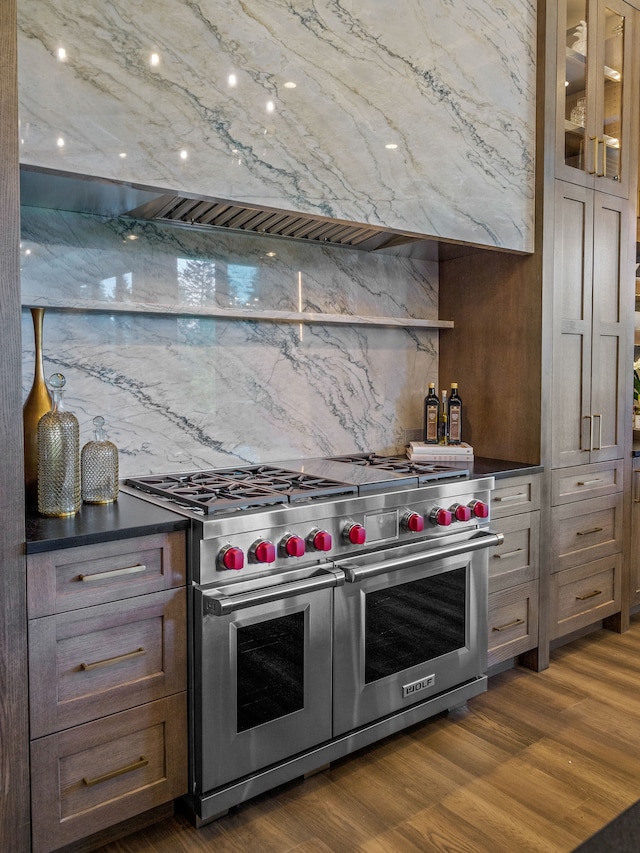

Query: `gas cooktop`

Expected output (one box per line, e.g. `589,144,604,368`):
123,454,469,516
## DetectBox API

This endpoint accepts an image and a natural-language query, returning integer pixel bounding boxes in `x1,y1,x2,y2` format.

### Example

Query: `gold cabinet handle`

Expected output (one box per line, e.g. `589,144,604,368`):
79,564,146,582
80,647,146,671
492,618,525,632
588,136,598,174
592,413,602,449
82,756,148,787
494,493,527,503
577,478,602,486
575,589,602,601
582,415,593,451
494,548,524,560
576,527,603,536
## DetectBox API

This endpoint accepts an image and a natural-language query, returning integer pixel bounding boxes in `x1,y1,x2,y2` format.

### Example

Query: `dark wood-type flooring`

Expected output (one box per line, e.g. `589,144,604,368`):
94,615,640,852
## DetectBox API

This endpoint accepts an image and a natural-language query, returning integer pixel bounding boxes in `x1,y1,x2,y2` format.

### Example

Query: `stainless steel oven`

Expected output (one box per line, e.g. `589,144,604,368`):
194,564,343,791
122,455,503,825
332,530,496,734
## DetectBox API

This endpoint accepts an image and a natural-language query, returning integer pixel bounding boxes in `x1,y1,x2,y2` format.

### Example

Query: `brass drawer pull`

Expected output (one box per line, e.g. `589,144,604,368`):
576,478,602,486
79,564,146,582
82,755,148,787
494,493,527,503
80,647,146,671
494,548,524,560
576,527,603,536
492,618,525,632
575,589,602,601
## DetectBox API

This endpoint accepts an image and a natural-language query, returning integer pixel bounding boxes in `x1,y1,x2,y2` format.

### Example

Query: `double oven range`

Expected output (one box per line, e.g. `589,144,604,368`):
122,453,503,825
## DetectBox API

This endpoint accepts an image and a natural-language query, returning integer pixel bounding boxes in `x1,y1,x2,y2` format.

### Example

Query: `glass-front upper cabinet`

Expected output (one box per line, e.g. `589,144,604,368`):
558,0,635,198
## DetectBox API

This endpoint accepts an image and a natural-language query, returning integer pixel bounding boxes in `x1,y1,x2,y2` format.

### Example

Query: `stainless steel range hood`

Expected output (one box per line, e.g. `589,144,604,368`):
125,192,419,253
19,165,481,260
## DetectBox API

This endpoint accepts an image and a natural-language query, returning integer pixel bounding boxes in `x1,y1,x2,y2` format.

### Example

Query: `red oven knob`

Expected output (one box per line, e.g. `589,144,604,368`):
430,507,452,527
220,545,244,571
310,529,333,552
253,540,276,564
469,499,489,519
450,503,472,522
344,522,366,545
403,511,425,532
282,534,306,558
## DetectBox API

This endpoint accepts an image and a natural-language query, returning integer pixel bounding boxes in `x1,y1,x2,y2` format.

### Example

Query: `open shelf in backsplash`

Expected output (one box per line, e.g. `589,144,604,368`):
21,301,453,330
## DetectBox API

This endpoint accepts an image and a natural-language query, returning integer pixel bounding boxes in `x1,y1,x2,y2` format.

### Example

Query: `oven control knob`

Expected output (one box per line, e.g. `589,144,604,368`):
450,503,472,522
430,507,452,527
403,511,425,533
309,529,333,552
220,545,245,571
282,534,306,558
344,522,366,545
253,540,276,564
469,499,489,519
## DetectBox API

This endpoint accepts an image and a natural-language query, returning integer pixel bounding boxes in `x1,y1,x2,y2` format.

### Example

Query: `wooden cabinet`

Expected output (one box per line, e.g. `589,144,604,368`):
557,0,636,199
550,462,624,638
487,474,541,666
28,531,188,853
551,182,632,468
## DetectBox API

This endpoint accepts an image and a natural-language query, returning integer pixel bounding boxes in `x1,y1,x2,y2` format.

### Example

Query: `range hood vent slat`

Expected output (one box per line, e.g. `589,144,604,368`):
122,191,437,255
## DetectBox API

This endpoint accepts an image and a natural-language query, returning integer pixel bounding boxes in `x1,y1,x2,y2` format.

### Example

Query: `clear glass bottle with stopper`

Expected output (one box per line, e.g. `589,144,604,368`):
37,373,81,517
81,416,119,504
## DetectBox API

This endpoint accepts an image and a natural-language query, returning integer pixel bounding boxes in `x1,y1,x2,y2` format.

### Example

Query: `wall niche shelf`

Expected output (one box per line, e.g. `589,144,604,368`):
21,301,452,331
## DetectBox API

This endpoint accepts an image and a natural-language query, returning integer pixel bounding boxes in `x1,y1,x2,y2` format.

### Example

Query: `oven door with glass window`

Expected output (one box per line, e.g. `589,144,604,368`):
332,530,499,736
193,565,342,793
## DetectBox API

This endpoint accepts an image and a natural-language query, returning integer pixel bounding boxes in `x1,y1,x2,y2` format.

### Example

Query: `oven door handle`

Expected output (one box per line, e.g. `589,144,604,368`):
202,567,345,616
340,530,504,583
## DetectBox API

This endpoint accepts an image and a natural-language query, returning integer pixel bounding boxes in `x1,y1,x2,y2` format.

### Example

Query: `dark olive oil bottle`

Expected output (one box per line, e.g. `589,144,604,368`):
423,383,439,443
448,382,462,444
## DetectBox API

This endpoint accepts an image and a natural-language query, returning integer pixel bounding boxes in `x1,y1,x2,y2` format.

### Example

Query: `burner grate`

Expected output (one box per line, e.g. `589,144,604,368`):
125,465,357,513
328,453,469,481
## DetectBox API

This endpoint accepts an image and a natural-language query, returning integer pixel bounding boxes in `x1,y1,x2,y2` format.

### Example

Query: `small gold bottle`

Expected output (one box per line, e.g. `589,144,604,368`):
81,416,119,504
37,373,81,517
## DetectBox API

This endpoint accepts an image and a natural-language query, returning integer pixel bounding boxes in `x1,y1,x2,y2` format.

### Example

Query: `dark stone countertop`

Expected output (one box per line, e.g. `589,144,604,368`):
25,491,189,554
438,456,543,480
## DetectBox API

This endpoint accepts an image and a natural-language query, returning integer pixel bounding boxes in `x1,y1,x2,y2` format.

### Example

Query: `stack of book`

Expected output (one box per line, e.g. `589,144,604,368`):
407,441,474,462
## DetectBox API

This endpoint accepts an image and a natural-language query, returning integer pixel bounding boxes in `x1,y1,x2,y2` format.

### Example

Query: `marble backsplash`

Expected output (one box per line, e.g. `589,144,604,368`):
21,207,439,477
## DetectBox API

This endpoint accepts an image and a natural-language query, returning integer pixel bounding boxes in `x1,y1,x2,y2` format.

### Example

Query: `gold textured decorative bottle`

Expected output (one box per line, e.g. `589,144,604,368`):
37,373,81,517
81,416,119,504
23,307,52,507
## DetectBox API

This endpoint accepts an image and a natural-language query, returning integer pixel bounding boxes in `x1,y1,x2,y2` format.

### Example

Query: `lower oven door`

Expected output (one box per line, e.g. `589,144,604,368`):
332,529,502,736
194,565,343,793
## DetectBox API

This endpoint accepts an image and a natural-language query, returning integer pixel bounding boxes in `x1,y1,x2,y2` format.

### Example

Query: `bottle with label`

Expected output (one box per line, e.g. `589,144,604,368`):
448,382,463,444
439,389,448,444
423,383,439,443
81,416,119,504
37,373,81,517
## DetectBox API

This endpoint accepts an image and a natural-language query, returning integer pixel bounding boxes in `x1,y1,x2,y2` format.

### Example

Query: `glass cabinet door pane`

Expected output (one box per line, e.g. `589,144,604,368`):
600,7,624,183
564,0,589,170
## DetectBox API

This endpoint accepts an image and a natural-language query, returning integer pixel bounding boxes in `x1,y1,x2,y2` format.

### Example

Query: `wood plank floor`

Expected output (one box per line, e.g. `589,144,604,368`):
95,615,640,853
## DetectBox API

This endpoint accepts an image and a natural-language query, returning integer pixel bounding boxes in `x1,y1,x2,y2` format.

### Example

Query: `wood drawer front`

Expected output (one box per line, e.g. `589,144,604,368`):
489,511,540,593
488,582,539,667
27,531,186,618
490,474,541,518
551,460,624,506
551,555,622,640
550,493,623,573
30,693,187,853
29,588,187,738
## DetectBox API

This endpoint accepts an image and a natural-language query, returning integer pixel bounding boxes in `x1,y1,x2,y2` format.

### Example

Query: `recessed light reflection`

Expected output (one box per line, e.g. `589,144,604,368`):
266,101,275,113
57,136,65,148
284,81,297,89
266,252,276,258
180,149,188,160
57,48,67,61
228,74,237,87
385,143,398,150
119,152,127,158
150,53,160,67
126,234,138,241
